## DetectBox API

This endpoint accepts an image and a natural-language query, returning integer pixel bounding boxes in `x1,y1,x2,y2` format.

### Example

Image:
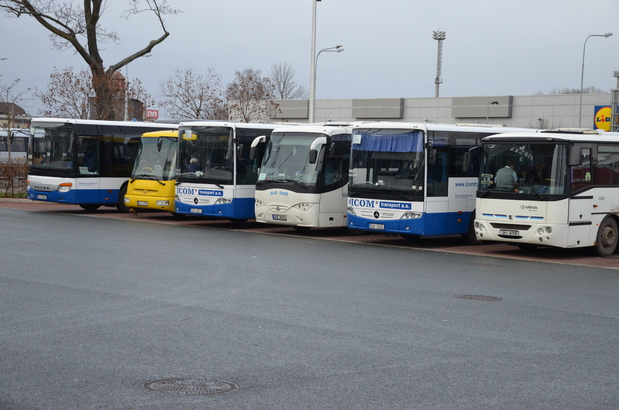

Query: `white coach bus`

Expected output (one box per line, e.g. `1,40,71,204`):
475,130,619,256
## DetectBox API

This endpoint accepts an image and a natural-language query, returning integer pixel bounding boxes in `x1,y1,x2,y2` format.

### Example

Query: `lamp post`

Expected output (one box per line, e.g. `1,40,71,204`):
578,32,612,128
309,45,343,123
308,0,320,124
486,101,498,123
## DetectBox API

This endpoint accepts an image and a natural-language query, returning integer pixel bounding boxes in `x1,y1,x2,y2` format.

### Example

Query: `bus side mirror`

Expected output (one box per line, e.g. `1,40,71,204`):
569,146,582,166
462,151,471,172
428,149,437,165
250,135,267,161
309,136,328,164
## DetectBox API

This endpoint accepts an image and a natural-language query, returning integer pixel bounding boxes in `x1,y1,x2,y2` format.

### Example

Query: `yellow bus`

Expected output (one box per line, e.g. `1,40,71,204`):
124,130,178,213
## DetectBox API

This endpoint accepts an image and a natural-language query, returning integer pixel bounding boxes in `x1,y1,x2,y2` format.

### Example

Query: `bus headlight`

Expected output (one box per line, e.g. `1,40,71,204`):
124,197,130,203
347,206,356,216
214,198,232,205
546,227,552,234
401,211,422,219
255,199,266,207
156,200,170,206
58,183,72,193
292,203,313,212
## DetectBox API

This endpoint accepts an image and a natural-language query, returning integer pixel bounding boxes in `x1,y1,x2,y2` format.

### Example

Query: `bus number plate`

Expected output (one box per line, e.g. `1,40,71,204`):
272,214,287,221
190,208,202,214
499,229,519,237
369,223,385,230
37,194,47,200
137,201,148,206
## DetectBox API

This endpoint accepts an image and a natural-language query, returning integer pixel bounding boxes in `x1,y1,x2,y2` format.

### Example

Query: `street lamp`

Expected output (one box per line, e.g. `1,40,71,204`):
309,45,344,123
578,32,612,128
308,0,320,124
486,101,498,123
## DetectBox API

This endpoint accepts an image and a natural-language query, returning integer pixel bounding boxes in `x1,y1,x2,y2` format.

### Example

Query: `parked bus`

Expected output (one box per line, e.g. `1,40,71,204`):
123,130,179,213
27,118,178,211
254,123,353,229
347,122,532,242
174,121,277,221
0,129,29,163
474,130,619,256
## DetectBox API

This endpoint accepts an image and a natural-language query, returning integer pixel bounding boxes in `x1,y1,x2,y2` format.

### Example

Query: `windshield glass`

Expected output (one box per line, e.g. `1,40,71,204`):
479,142,567,195
177,126,233,185
350,128,425,200
131,136,177,181
31,122,76,175
258,132,321,185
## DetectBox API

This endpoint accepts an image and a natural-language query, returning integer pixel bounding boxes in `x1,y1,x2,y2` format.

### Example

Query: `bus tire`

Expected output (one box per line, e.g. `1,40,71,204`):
595,216,618,257
79,204,101,211
116,184,131,213
462,213,482,245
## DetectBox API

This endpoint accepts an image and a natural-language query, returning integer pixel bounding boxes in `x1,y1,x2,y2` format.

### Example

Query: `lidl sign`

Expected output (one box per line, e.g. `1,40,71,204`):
594,105,612,131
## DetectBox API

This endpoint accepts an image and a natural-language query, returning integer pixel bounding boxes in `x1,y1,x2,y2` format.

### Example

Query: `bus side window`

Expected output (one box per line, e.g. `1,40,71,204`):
570,148,592,192
596,145,619,186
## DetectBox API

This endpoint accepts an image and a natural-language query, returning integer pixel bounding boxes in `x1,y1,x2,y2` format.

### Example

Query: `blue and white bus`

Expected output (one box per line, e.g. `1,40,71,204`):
347,122,532,242
27,118,178,211
174,121,277,222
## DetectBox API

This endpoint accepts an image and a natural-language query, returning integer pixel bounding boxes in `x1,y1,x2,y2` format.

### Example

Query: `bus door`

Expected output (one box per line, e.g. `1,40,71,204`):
76,136,100,203
568,145,594,247
426,149,449,235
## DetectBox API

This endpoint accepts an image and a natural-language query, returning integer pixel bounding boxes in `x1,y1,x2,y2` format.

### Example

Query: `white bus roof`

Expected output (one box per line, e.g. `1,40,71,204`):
352,121,533,134
31,118,179,129
272,123,354,136
177,121,278,130
482,130,619,144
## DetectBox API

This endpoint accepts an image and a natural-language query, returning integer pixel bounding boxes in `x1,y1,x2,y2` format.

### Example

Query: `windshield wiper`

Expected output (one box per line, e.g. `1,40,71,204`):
130,174,165,186
518,183,544,199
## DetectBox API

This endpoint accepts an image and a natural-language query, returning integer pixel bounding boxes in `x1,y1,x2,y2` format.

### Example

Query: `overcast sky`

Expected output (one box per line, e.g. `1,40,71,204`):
2,0,619,116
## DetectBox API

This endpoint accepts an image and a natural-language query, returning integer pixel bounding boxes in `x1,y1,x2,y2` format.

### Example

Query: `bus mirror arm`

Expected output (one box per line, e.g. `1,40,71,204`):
250,135,268,161
309,137,328,164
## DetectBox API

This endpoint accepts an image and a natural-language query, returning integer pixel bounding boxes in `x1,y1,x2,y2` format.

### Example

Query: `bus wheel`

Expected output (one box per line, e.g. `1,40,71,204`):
116,184,131,213
462,214,482,245
79,204,100,211
595,217,618,257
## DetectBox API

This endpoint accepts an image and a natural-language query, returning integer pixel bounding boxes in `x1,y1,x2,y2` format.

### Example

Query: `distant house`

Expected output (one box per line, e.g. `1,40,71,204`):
0,102,31,129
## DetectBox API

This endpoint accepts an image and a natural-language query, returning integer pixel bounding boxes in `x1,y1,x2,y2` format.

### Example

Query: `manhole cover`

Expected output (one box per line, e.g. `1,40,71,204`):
454,294,504,302
143,378,238,395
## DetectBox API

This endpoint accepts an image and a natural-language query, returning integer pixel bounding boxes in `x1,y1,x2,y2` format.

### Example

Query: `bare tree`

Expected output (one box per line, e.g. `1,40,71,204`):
159,68,226,120
536,86,607,95
0,0,178,120
36,67,93,119
36,67,153,120
270,62,308,99
0,78,30,164
226,69,278,123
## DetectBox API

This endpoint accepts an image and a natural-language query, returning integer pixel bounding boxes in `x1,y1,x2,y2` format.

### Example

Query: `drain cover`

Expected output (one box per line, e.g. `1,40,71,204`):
143,378,238,395
454,294,504,301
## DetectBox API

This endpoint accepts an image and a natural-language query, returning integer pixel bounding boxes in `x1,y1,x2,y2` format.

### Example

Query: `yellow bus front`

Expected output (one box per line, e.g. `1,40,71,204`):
124,130,178,213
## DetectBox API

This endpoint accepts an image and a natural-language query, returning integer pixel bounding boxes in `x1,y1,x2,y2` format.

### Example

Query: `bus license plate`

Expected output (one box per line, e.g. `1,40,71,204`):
369,223,385,230
190,208,202,214
499,229,519,237
137,201,148,206
37,194,47,200
272,214,287,221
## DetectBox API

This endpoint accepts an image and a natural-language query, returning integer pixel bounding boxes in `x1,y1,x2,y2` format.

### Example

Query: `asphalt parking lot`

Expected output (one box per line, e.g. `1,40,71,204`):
1,199,617,270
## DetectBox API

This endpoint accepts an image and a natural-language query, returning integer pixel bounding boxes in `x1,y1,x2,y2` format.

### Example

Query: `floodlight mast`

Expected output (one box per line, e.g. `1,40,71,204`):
433,30,446,98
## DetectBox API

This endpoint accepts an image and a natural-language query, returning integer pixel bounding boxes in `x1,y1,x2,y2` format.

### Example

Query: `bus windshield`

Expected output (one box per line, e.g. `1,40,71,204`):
131,136,177,181
350,128,425,200
258,132,321,185
31,122,75,175
178,126,234,185
479,142,568,195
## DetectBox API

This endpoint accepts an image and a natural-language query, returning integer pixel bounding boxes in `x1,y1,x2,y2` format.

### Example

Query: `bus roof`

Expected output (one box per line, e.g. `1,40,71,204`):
272,123,353,136
352,121,533,134
177,120,278,130
482,130,619,144
31,118,179,129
